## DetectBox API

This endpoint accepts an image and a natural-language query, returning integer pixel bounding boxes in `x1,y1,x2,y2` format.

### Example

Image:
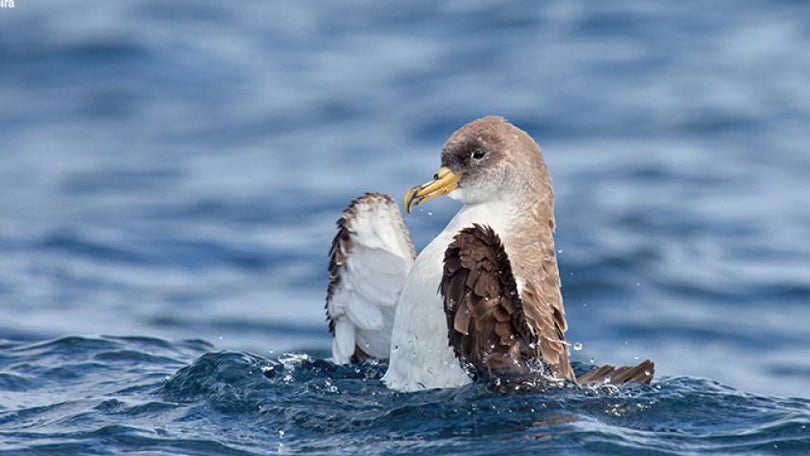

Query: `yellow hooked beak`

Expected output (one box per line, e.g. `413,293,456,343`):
403,166,462,214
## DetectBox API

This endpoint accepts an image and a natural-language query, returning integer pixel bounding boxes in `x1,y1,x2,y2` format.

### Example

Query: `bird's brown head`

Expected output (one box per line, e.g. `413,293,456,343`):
404,116,549,213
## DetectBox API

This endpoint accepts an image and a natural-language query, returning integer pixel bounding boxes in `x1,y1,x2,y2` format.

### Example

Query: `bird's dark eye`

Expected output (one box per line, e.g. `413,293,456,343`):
472,149,486,160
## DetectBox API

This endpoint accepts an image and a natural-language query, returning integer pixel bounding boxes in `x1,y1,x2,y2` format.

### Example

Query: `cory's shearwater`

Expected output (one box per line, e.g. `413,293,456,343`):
325,116,654,392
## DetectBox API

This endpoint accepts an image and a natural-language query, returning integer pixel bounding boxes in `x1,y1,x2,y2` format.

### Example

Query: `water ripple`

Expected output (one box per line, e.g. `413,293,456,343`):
2,0,810,453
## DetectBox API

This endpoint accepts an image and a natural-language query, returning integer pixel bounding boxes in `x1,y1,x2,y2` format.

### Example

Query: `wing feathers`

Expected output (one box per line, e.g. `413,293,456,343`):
325,193,415,364
331,319,356,364
519,280,574,379
578,359,655,385
441,224,555,383
440,224,654,388
339,288,384,330
453,303,471,335
327,197,656,386
440,224,582,385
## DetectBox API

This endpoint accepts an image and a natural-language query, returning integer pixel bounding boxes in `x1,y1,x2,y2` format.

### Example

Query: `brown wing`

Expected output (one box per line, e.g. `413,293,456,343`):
440,224,575,385
519,269,575,381
578,359,655,385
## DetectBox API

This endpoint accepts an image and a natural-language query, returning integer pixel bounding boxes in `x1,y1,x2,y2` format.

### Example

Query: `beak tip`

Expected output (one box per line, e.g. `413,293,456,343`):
403,187,415,215
403,167,459,216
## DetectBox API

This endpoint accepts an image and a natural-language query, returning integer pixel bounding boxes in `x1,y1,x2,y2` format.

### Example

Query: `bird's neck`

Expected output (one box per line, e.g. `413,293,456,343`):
447,198,514,236
451,193,558,288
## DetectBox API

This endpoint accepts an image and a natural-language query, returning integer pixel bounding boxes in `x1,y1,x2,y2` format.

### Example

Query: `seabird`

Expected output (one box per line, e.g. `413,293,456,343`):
326,116,654,392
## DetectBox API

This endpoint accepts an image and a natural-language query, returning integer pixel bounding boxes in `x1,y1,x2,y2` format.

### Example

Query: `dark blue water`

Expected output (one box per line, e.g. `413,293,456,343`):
1,1,809,454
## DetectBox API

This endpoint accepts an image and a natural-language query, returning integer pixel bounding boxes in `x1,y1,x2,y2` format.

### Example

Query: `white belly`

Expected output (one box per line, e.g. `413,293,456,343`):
381,231,471,391
382,202,510,391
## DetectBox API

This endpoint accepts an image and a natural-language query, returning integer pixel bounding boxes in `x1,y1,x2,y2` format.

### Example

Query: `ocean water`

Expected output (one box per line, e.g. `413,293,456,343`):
1,0,809,454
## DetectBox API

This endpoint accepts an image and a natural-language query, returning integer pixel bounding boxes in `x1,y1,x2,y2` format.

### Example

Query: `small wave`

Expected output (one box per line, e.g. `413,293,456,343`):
1,339,809,453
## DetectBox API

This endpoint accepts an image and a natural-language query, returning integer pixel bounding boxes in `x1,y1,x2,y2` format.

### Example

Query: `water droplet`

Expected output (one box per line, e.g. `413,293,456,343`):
589,357,596,364
278,429,285,437
427,211,433,216
635,282,640,287
634,355,639,360
218,336,223,340
573,342,583,351
557,248,563,254
644,370,651,376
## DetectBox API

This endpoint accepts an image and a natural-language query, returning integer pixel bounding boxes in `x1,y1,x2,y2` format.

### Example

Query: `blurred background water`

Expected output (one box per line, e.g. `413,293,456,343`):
1,0,809,454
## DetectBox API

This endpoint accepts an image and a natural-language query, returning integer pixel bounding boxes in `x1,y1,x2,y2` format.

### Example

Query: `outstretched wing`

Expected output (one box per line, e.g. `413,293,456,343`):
440,224,575,384
326,193,416,364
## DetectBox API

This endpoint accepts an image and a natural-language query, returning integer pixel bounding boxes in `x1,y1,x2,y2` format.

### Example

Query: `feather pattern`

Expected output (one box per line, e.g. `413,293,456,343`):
441,224,655,387
578,359,655,385
325,193,415,364
328,116,655,391
441,224,574,384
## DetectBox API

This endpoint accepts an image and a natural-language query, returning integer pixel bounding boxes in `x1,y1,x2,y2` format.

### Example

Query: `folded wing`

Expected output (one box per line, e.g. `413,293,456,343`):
441,224,654,387
326,193,416,364
441,224,575,384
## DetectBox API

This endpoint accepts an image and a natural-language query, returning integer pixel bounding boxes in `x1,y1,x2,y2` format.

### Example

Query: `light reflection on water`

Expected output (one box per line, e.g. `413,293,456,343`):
0,0,808,402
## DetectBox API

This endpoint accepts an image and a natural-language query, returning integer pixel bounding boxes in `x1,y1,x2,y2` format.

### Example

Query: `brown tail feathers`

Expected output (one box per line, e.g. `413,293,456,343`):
577,359,655,386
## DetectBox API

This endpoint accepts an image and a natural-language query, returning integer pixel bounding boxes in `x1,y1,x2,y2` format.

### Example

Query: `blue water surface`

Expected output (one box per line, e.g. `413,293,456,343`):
1,0,810,454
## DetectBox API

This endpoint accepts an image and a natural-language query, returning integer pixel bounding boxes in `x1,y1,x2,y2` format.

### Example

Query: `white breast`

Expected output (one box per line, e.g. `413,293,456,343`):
382,200,513,391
